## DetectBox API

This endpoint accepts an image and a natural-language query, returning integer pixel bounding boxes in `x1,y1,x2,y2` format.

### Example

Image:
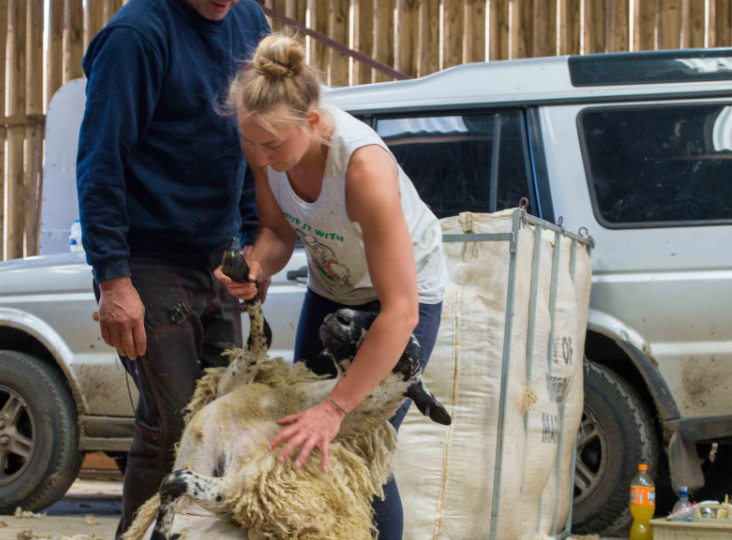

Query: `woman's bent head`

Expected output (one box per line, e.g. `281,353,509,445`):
229,34,329,171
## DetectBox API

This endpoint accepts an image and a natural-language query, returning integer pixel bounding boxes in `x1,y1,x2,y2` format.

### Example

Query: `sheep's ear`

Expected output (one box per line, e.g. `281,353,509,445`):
405,381,451,425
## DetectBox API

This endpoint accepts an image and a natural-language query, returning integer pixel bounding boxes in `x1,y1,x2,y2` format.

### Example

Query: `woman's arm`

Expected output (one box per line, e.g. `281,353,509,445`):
268,145,420,470
215,144,297,300
329,145,419,408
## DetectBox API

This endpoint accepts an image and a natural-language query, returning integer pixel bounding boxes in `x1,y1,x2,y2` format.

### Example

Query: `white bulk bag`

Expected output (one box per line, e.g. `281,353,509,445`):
395,210,534,540
395,211,592,540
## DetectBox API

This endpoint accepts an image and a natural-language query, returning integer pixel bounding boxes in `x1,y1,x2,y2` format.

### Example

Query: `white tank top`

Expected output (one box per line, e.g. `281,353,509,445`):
267,106,446,306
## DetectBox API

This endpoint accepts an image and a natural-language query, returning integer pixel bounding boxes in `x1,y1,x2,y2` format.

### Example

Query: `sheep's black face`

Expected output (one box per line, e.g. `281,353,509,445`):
319,309,376,366
319,309,422,381
320,308,451,426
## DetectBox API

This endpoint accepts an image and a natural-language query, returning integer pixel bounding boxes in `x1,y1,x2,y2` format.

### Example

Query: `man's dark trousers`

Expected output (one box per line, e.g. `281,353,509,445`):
95,250,242,538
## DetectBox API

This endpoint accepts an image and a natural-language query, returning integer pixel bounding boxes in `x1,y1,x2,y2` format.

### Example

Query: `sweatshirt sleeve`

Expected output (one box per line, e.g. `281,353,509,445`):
238,12,268,247
238,164,259,246
76,27,164,283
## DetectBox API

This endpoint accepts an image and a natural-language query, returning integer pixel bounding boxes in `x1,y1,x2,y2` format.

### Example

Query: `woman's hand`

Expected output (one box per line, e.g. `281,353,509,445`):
214,253,270,302
267,398,346,471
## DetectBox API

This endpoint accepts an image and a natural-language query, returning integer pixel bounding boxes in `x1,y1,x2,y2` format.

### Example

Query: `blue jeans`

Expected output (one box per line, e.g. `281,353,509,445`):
294,288,442,540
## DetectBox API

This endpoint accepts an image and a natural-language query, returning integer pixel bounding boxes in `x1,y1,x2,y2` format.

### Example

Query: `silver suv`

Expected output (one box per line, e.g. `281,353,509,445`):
1,49,730,535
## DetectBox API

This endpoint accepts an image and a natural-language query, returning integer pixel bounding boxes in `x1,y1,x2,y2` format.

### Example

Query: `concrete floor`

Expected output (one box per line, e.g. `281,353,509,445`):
0,479,625,540
0,480,121,540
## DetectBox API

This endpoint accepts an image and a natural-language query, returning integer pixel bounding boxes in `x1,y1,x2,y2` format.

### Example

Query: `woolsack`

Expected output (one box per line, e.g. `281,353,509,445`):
393,211,592,540
124,252,452,540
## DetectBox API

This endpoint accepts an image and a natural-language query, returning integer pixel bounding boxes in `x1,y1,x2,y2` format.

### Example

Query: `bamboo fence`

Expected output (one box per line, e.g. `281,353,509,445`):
0,0,730,260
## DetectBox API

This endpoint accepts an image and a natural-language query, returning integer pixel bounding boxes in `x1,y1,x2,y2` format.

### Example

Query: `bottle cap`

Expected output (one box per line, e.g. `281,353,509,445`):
638,464,648,471
680,486,689,497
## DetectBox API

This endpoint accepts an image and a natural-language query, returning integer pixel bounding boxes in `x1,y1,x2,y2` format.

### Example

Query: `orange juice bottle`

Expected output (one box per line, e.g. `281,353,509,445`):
630,464,655,540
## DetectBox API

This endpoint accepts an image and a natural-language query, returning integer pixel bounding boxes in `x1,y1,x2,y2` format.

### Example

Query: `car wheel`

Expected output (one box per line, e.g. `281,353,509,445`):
0,350,83,513
572,360,659,535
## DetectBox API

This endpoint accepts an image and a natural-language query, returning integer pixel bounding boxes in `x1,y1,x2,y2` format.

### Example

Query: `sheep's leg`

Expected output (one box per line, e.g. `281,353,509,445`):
217,296,272,396
151,470,229,540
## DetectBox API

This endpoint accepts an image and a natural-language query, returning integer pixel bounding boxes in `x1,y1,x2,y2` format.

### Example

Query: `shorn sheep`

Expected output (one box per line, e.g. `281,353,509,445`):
123,251,451,540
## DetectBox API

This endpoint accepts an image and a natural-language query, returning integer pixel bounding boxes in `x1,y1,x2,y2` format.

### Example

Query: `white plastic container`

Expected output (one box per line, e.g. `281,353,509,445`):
69,220,84,252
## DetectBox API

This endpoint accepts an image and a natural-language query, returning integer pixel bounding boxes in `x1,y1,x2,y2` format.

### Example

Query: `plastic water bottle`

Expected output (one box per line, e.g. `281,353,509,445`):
670,487,693,522
69,220,84,252
630,463,655,540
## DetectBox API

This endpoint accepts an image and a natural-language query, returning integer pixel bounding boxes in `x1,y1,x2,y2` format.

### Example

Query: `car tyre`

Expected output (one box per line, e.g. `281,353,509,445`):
572,360,659,535
0,350,83,513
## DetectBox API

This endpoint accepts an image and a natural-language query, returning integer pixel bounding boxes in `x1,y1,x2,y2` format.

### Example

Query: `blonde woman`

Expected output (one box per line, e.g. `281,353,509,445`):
215,35,446,539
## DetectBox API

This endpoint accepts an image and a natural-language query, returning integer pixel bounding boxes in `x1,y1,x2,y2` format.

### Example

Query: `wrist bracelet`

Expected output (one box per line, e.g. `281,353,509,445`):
328,395,348,415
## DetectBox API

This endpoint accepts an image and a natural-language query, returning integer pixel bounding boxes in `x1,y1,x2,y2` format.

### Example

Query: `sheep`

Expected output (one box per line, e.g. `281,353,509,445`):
123,251,451,540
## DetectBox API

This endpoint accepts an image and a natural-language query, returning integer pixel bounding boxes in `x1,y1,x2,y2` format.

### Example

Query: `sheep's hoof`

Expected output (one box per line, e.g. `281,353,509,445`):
222,250,251,284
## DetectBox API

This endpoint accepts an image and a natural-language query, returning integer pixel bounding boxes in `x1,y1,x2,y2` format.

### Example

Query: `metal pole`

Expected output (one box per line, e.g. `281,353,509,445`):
547,229,562,536
560,237,580,537
489,209,522,540
489,115,502,213
521,225,543,500
546,230,562,379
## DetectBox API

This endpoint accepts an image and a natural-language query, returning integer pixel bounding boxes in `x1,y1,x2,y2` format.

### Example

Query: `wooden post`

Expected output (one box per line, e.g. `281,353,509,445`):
272,0,286,31
582,0,606,54
687,0,705,48
489,0,509,60
533,0,557,57
264,0,273,28
463,0,485,62
328,0,349,86
443,0,464,67
7,0,26,259
605,0,628,52
103,0,114,26
372,0,394,82
0,0,8,260
47,0,63,109
308,0,329,73
657,0,681,49
25,0,43,256
509,0,529,59
418,0,439,75
396,0,419,77
559,0,581,55
285,0,307,22
64,0,83,82
86,0,104,50
633,0,656,50
352,0,373,84
715,0,732,47
286,0,307,44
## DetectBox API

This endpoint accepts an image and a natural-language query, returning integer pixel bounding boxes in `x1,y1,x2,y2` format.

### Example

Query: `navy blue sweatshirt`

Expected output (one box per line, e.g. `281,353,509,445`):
77,0,269,282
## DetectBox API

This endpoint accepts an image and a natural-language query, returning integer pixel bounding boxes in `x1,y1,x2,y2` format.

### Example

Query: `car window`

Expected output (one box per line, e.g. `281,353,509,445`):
375,112,535,218
579,104,732,228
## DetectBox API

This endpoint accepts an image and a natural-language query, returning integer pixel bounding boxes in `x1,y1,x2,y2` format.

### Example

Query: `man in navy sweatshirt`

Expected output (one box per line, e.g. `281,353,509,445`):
76,0,268,535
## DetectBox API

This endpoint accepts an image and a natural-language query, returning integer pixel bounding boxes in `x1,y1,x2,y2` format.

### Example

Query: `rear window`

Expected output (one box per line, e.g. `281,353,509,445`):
375,112,535,218
579,104,732,228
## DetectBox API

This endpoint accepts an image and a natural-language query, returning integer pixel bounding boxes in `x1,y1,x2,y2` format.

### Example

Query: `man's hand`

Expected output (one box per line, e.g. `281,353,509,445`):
214,256,271,302
98,277,147,360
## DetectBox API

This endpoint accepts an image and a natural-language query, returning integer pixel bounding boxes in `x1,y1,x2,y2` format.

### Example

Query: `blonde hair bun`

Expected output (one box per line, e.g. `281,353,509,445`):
253,35,306,78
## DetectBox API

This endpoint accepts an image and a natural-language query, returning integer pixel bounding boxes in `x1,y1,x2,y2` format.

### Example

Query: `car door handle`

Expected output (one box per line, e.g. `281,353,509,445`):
287,266,308,281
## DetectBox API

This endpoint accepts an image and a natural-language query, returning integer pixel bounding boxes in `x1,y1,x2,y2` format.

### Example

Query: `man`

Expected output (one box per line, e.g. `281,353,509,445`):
76,0,269,535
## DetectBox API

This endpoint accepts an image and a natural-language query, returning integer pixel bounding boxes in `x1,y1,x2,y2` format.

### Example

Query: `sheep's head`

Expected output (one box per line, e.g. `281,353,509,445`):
319,309,451,426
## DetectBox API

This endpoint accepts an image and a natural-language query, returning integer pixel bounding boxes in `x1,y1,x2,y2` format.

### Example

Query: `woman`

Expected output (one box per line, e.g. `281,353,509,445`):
215,34,446,538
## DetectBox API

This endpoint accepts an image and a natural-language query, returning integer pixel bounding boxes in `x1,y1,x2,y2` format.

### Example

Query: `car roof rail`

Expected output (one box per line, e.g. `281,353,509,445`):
568,48,732,87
